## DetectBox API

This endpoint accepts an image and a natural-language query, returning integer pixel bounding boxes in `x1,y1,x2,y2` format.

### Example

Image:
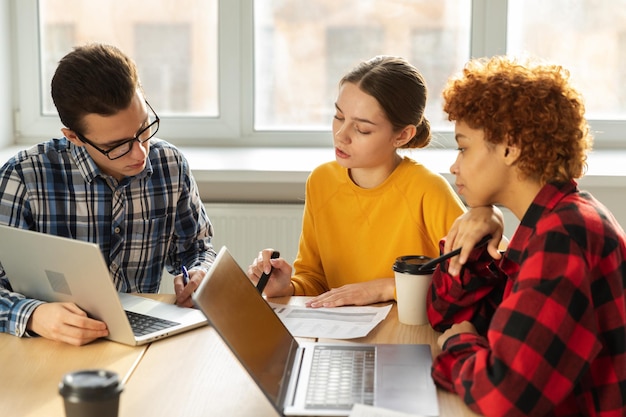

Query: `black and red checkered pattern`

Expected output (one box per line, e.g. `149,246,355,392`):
427,180,626,417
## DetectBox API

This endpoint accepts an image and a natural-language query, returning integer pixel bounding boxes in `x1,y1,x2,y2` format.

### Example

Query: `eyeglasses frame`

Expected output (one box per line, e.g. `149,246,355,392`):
74,100,160,160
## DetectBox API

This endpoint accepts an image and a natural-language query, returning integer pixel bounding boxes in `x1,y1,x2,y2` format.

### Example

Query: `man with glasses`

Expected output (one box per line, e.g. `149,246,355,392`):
73,100,160,162
0,43,216,346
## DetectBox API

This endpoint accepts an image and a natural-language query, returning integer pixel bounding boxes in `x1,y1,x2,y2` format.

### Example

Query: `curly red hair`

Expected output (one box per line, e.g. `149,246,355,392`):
442,56,592,184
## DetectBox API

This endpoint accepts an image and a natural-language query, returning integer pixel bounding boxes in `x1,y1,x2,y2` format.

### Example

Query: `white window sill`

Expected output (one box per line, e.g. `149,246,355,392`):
181,147,626,202
1,146,625,203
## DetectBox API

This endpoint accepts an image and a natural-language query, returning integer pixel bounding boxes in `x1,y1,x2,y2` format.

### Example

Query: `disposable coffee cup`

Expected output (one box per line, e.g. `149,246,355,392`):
393,255,435,325
59,369,123,417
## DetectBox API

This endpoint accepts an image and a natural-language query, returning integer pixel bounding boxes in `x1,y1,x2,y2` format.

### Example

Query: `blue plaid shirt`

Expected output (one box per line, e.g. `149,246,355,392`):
0,137,215,336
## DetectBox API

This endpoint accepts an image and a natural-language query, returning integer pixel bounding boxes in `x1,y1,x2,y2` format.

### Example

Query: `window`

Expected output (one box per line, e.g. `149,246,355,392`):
16,0,223,144
507,0,626,148
135,24,195,114
253,0,471,137
11,0,626,149
254,0,471,131
41,23,74,115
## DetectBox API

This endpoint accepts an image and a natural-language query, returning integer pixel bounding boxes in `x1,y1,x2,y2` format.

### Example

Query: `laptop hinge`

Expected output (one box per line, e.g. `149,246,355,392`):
278,341,304,408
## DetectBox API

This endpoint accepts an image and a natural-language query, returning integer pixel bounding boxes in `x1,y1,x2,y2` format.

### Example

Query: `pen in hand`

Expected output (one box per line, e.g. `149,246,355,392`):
417,234,492,271
256,251,280,294
181,265,190,286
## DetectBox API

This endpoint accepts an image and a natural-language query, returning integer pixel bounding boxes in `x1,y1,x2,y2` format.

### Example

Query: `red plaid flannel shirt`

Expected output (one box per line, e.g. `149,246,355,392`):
427,181,626,417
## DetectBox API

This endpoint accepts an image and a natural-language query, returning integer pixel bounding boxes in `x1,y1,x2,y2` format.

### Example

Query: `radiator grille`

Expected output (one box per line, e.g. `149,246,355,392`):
205,203,304,266
161,203,303,293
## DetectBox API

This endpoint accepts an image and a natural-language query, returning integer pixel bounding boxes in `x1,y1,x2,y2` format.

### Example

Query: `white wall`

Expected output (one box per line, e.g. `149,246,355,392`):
0,0,12,148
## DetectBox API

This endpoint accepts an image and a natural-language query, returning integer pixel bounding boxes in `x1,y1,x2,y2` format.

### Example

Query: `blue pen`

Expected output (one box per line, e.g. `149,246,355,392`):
181,265,190,286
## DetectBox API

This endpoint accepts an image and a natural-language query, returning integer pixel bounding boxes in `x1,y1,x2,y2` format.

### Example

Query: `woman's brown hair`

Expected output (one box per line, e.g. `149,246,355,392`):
443,55,592,183
341,56,431,149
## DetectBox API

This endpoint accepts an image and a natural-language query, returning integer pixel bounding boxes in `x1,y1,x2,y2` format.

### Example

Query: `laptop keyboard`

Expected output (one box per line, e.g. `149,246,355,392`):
125,310,180,336
305,346,375,410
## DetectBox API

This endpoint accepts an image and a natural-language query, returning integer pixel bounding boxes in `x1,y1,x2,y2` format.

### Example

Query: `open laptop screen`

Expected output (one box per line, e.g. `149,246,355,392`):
193,247,297,406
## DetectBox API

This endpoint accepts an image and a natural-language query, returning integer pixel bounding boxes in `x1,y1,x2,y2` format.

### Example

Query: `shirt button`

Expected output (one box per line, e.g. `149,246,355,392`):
114,227,121,234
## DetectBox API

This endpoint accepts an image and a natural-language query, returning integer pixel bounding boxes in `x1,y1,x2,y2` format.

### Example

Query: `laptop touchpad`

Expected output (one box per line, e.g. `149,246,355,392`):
380,364,425,391
375,346,439,416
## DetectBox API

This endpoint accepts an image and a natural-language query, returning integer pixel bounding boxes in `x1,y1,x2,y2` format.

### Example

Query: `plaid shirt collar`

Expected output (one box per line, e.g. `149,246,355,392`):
70,140,153,184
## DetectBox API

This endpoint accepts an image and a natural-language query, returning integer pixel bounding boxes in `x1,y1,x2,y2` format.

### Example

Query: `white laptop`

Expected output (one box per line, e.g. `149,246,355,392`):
0,224,207,346
192,246,440,416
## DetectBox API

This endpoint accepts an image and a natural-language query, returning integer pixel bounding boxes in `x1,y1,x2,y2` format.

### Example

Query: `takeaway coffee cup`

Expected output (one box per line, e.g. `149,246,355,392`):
59,369,123,417
393,255,435,325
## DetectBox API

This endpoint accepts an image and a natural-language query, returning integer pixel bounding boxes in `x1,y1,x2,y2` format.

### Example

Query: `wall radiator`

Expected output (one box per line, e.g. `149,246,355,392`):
205,202,304,265
161,202,304,293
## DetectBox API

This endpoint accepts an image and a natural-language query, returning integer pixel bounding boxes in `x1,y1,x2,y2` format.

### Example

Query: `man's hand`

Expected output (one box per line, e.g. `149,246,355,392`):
28,302,109,346
174,268,206,307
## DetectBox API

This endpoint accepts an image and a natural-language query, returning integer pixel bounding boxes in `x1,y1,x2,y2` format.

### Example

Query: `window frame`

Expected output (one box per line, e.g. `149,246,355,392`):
11,0,625,149
14,0,243,146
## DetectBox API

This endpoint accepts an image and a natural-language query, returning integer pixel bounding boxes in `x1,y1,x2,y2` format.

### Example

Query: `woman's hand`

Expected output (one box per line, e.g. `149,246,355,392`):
444,206,506,276
247,248,294,297
305,278,395,308
437,320,478,349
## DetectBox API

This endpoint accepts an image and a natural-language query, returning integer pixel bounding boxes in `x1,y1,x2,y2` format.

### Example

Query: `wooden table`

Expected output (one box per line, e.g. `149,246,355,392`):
0,332,145,417
0,295,480,417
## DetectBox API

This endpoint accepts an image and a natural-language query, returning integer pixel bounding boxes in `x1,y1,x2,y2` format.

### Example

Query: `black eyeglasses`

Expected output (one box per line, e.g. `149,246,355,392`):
75,100,160,160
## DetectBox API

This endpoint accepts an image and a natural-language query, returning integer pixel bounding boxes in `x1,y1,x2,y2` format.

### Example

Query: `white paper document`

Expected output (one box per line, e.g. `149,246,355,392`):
268,301,392,339
349,403,427,417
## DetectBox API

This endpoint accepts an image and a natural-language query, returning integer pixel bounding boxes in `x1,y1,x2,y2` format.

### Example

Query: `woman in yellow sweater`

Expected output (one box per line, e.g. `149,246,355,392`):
247,56,467,307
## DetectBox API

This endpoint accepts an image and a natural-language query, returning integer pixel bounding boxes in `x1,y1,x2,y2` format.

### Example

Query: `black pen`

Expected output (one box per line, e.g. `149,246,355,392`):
418,235,492,271
256,251,280,294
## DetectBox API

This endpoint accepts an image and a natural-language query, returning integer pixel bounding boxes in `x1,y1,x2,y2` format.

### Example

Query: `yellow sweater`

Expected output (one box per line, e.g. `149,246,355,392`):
291,157,466,296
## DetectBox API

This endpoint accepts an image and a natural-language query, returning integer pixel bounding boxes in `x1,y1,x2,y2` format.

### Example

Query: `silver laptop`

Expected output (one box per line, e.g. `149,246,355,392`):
192,246,440,416
0,224,207,346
